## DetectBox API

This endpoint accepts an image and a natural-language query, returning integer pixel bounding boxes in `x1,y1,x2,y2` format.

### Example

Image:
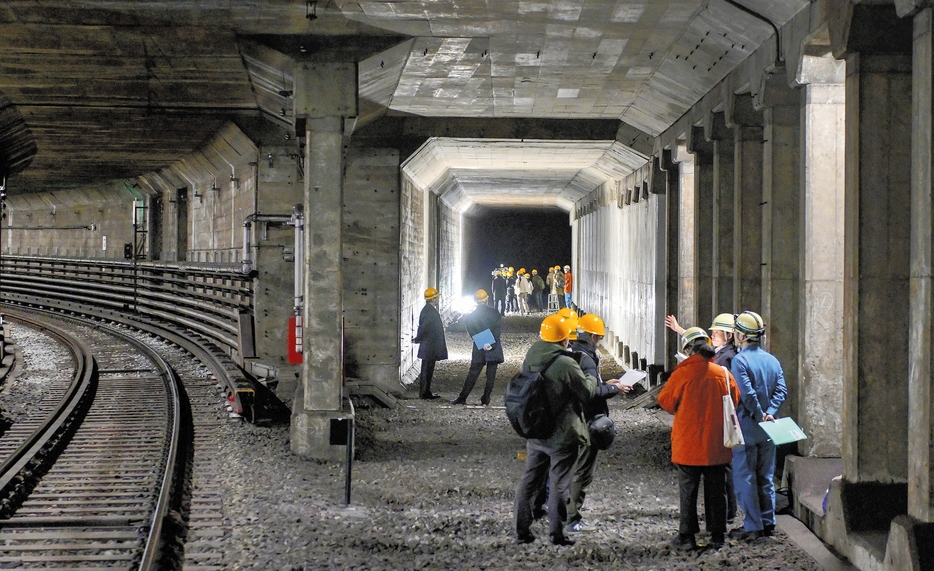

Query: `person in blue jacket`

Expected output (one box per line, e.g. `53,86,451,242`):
451,289,503,406
729,311,787,540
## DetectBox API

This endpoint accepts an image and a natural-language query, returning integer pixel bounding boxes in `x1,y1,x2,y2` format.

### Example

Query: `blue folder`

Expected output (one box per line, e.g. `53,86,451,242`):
472,328,494,349
759,417,807,445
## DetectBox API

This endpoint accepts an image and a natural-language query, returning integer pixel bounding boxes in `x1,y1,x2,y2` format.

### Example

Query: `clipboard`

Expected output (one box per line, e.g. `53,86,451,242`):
759,417,807,445
472,328,494,349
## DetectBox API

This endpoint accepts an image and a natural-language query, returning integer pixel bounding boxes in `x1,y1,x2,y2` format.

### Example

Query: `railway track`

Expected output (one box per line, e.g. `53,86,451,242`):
0,311,182,569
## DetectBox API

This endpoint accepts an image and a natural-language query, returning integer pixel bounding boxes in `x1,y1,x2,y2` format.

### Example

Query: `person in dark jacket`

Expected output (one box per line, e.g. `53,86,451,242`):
505,268,518,314
514,314,613,546
491,270,508,316
530,269,545,312
565,313,630,532
412,287,448,399
451,289,504,406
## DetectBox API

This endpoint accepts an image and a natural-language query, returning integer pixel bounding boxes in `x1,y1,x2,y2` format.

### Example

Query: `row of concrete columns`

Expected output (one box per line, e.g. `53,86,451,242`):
661,5,934,565
667,62,847,458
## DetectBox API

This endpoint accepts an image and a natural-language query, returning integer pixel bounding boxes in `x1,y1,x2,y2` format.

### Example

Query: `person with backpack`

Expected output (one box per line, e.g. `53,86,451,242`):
450,289,503,406
513,314,617,546
565,313,629,533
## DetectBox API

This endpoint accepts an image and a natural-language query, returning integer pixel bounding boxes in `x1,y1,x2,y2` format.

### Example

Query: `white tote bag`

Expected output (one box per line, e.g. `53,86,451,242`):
721,366,745,449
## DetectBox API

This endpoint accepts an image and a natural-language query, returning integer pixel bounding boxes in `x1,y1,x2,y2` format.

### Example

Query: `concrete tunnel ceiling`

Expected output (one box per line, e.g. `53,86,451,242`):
0,0,807,194
402,138,650,214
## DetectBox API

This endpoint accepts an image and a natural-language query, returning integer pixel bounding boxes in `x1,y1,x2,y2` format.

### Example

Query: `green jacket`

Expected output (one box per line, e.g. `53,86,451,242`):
522,339,598,449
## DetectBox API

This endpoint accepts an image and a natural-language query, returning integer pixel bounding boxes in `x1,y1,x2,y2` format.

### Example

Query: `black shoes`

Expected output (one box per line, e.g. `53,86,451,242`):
532,507,547,520
669,533,696,550
450,397,466,405
708,533,725,548
420,393,440,400
763,524,775,537
550,534,576,546
517,532,536,544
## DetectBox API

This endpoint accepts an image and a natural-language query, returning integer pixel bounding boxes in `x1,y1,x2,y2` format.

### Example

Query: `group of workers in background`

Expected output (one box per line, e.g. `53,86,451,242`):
491,264,573,315
412,282,788,551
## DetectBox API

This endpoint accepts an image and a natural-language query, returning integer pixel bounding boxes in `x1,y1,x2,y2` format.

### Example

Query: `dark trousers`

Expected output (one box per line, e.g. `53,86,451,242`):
726,462,737,521
567,441,599,524
493,298,505,315
515,440,580,541
677,463,728,536
457,361,498,404
419,359,436,397
532,292,543,311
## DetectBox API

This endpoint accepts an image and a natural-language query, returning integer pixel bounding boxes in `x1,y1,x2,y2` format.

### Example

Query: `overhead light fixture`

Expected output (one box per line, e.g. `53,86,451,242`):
306,1,317,20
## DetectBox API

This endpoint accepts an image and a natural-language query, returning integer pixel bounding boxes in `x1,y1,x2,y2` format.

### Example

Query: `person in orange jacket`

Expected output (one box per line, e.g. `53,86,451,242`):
657,326,740,550
562,264,573,309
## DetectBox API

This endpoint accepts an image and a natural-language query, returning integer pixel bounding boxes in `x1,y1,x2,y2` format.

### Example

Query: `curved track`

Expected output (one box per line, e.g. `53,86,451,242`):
0,311,182,570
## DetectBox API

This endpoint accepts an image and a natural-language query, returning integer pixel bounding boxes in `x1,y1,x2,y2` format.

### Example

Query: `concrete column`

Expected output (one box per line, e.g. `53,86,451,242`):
842,50,912,484
688,127,714,330
730,94,764,313
661,150,682,370
708,112,735,315
290,62,357,461
909,7,934,522
798,56,846,458
675,143,696,338
651,158,669,367
759,70,802,424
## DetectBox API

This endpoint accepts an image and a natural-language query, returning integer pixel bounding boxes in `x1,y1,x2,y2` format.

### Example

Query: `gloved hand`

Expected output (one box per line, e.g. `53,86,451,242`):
483,343,493,351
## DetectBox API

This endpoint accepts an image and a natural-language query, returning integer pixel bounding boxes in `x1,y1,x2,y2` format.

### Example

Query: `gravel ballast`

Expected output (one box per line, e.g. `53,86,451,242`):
1,313,826,570
220,314,822,570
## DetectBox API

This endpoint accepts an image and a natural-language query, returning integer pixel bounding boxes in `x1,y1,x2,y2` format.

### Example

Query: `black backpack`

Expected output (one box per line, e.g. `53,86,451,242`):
505,354,564,439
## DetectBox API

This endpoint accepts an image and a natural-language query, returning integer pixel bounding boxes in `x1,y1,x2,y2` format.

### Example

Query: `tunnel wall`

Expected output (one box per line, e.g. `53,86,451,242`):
4,185,134,258
574,176,662,370
342,148,402,390
398,171,464,385
400,174,427,383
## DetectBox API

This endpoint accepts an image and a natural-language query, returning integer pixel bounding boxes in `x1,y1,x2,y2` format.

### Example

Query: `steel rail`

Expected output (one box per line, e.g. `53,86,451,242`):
0,314,95,498
0,308,184,570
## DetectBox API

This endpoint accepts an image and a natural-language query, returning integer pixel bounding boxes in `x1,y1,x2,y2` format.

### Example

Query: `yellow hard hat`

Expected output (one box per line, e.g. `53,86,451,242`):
557,308,578,320
735,311,765,338
540,314,574,342
709,313,735,332
474,289,489,303
564,265,570,271
518,268,526,274
578,314,606,336
681,326,710,351
532,269,538,275
509,266,515,272
424,287,440,300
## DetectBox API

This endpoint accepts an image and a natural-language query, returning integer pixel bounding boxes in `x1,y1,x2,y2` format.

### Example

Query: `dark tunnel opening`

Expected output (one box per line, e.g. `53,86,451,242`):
461,206,571,297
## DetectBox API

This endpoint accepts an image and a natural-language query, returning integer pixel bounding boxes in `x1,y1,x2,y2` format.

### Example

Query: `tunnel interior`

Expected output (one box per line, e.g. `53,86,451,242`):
462,206,571,300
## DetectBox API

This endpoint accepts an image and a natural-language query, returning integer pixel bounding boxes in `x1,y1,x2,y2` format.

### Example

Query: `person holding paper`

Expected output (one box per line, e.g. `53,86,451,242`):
412,287,448,399
565,313,628,533
514,314,598,546
657,326,740,550
729,311,787,541
451,289,503,406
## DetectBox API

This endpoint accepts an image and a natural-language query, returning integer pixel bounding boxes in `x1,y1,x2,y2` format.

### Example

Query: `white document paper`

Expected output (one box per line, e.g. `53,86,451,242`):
619,369,648,388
